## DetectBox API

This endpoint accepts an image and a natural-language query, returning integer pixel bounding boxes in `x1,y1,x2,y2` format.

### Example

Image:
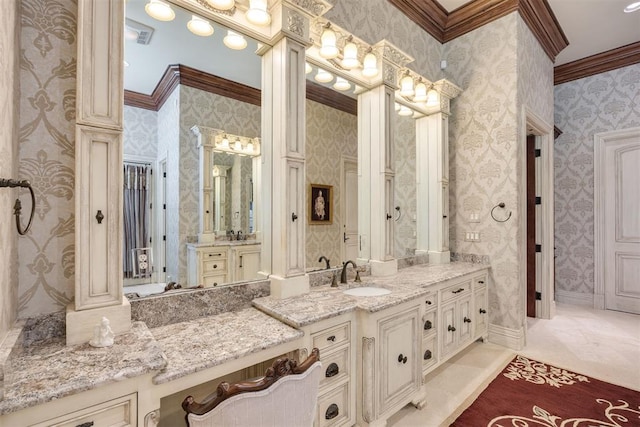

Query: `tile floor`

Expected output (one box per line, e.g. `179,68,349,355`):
387,303,640,427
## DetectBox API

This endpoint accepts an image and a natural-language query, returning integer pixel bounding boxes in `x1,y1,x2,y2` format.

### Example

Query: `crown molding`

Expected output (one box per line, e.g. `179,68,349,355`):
124,65,356,115
389,0,567,61
554,41,640,85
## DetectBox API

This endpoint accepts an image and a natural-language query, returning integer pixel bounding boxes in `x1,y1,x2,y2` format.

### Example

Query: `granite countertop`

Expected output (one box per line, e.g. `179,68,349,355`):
0,322,166,416
151,307,303,384
187,240,260,247
253,262,489,328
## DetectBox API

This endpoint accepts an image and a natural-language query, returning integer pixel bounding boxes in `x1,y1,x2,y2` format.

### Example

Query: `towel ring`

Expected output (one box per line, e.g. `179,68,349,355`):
1,178,36,235
491,202,511,223
394,206,401,221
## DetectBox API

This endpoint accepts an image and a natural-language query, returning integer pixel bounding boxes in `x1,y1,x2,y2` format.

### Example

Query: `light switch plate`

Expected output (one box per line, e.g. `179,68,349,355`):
469,212,480,223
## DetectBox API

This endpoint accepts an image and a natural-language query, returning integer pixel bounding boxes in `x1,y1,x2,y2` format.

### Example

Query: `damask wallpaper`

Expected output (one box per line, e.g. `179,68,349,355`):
394,114,417,258
0,0,19,340
554,64,640,300
17,0,76,319
123,106,158,159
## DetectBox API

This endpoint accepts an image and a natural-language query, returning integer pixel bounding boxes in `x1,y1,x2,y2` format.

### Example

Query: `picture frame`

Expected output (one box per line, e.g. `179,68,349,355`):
309,184,332,224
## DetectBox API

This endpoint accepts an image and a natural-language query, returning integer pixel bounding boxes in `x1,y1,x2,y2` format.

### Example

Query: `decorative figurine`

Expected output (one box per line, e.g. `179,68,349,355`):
89,316,115,347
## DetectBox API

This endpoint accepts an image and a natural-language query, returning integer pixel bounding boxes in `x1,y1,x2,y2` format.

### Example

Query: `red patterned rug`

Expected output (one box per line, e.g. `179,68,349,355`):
451,355,640,426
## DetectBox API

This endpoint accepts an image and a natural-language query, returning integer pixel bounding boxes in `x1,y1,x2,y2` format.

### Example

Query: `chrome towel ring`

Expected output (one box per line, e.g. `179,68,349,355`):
491,202,512,223
1,178,36,235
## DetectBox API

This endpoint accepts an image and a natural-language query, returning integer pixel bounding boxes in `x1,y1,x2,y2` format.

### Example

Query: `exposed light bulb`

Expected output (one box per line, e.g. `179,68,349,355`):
426,87,439,107
234,138,242,151
145,0,175,21
413,81,427,102
399,71,414,97
333,77,351,91
362,51,378,77
624,1,640,12
305,62,312,74
221,135,229,148
206,0,235,10
342,39,359,69
246,0,271,26
314,68,333,83
398,105,413,116
246,141,254,153
223,30,247,50
187,15,214,37
319,25,339,59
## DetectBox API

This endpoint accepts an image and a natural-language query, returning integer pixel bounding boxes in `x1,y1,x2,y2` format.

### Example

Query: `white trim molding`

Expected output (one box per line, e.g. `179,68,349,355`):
555,289,594,307
488,323,524,351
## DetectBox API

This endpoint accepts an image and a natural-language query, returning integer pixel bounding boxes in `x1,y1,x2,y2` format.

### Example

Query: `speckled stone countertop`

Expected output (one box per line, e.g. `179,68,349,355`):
253,262,489,328
0,322,166,415
151,307,303,384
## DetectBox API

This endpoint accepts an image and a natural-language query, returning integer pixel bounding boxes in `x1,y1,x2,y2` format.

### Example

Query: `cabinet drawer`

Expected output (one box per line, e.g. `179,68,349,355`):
422,310,436,336
202,259,227,275
441,280,471,302
202,274,227,287
422,335,437,370
201,250,226,260
316,382,350,427
423,293,437,308
313,322,350,354
473,274,488,287
320,347,350,389
31,394,136,427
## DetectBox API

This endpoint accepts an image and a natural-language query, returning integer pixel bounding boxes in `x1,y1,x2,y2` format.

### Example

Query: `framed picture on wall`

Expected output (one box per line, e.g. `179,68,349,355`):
309,184,332,224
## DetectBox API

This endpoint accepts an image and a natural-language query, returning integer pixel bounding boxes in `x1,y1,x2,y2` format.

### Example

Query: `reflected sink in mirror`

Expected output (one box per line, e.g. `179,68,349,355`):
343,287,391,297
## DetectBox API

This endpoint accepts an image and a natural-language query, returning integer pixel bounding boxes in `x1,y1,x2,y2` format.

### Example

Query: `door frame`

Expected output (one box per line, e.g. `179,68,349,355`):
521,107,555,321
594,126,640,310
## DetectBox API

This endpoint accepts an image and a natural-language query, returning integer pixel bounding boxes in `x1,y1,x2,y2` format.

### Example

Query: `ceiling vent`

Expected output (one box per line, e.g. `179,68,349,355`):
125,18,155,45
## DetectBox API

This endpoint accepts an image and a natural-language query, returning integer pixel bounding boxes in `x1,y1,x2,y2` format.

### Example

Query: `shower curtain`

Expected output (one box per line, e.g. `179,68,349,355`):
123,163,151,278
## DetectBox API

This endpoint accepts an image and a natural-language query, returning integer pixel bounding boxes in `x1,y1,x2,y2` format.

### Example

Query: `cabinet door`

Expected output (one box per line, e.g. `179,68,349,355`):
233,245,261,281
474,285,488,338
441,300,457,357
458,294,472,345
379,307,420,414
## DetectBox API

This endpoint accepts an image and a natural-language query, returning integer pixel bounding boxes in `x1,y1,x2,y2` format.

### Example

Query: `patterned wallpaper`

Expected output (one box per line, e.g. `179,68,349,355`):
17,0,76,319
394,114,417,258
123,106,158,159
554,64,640,297
0,0,19,339
305,99,358,269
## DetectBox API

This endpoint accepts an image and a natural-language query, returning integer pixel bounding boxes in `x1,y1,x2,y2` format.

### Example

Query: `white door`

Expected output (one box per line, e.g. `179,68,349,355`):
342,158,358,262
598,130,640,314
158,159,167,282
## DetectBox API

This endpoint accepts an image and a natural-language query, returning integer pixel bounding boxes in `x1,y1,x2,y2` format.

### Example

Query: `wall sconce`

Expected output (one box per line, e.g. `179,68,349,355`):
341,36,359,69
426,85,439,107
187,15,214,36
145,0,175,21
413,79,427,102
333,77,351,91
315,67,333,83
206,0,235,10
320,23,339,59
399,70,415,97
246,0,271,26
362,49,378,77
223,30,247,49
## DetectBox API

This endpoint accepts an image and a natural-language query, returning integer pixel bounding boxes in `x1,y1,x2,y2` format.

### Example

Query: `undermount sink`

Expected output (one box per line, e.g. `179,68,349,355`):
343,287,391,297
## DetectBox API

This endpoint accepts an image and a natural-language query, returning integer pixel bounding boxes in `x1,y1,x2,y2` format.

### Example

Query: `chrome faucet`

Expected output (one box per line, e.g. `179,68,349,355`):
318,255,331,270
340,260,357,284
237,230,242,240
227,230,234,241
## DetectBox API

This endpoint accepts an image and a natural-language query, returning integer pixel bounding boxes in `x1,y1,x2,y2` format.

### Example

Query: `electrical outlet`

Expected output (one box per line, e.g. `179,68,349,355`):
469,212,480,223
464,231,481,242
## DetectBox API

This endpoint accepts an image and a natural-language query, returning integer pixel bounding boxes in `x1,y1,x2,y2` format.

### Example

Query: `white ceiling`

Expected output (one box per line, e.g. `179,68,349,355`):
438,0,640,65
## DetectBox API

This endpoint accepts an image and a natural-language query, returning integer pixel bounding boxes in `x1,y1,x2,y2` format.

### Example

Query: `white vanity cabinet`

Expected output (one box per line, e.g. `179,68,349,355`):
28,394,137,427
187,243,261,287
473,272,489,340
358,301,425,426
440,278,473,358
421,291,438,374
231,244,261,282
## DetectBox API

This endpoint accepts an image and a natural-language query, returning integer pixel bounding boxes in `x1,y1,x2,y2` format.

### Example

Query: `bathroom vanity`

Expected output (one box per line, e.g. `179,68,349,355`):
187,242,262,287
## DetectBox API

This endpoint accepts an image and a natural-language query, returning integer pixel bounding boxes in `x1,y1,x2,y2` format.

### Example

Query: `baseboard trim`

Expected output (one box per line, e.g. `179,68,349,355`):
488,323,524,351
555,289,594,307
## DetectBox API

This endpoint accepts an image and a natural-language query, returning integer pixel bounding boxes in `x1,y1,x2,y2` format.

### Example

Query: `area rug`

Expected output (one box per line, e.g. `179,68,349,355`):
451,355,640,426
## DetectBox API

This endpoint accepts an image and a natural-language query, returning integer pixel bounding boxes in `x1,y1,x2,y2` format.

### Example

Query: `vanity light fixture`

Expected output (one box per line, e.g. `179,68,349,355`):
399,70,415,98
206,0,235,10
333,77,351,91
426,85,439,107
342,36,360,69
624,1,640,12
305,62,313,74
413,80,427,102
314,67,333,83
398,105,413,117
220,134,230,148
362,49,378,77
246,140,254,153
246,0,271,26
224,30,247,50
234,138,242,151
187,15,214,36
145,0,175,21
319,23,339,59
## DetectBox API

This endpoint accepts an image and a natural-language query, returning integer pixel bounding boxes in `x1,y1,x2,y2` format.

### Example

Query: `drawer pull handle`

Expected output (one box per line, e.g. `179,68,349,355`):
95,210,104,224
464,317,472,323
327,335,336,342
448,325,456,332
325,403,339,420
424,320,432,330
452,288,465,294
478,280,485,284
397,354,408,364
423,350,432,360
425,300,432,305
479,308,487,314
208,253,223,257
325,363,339,378
213,264,217,269
76,423,94,427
